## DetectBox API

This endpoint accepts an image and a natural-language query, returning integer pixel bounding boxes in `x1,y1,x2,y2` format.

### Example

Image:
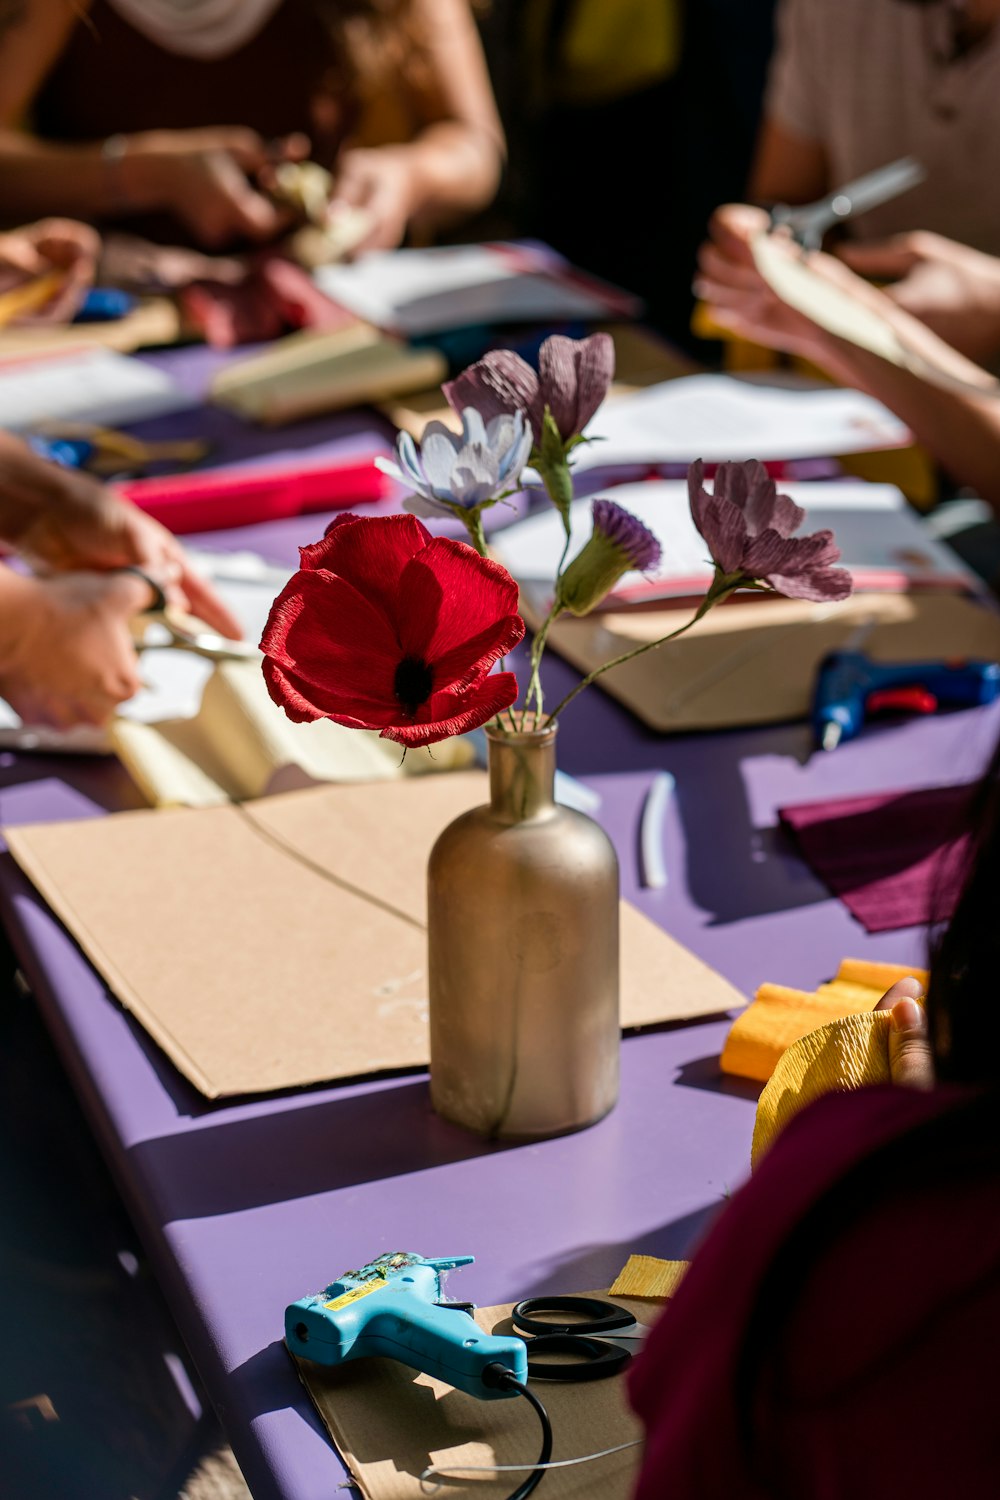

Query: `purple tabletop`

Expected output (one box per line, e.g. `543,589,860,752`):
2,345,997,1499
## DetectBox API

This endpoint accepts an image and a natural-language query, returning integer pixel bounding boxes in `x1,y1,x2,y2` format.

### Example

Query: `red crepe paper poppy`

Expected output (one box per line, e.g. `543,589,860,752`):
260,514,525,746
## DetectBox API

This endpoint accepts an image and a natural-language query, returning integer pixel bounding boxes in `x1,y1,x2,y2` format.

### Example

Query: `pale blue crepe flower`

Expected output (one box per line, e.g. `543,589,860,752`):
376,408,532,518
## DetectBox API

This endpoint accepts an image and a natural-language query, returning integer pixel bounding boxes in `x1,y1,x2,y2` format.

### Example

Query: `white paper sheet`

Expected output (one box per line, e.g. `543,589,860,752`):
0,348,194,431
571,374,910,470
314,242,636,335
495,480,978,609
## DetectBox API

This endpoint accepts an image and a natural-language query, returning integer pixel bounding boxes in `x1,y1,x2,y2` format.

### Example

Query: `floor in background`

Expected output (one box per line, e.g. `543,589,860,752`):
0,946,250,1500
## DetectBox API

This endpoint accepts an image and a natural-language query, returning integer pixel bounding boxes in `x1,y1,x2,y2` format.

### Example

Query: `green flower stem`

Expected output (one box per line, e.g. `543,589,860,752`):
520,599,562,728
465,510,488,558
544,572,748,726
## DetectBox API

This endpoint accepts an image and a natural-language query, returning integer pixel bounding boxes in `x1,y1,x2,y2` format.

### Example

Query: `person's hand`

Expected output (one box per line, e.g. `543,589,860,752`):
11,463,242,641
837,230,1000,367
127,128,309,250
0,569,153,728
695,203,887,364
0,218,99,322
327,146,417,254
875,977,934,1089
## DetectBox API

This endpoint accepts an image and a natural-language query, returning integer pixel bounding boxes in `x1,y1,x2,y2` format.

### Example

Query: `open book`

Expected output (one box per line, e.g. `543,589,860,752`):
111,659,474,808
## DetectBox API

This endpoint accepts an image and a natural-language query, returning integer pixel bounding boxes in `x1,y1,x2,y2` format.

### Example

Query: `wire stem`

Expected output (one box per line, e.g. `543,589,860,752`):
545,574,744,726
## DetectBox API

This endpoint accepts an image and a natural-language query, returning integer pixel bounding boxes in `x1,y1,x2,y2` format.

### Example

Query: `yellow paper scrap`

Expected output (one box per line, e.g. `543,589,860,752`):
722,957,928,1083
609,1255,689,1301
751,1010,893,1169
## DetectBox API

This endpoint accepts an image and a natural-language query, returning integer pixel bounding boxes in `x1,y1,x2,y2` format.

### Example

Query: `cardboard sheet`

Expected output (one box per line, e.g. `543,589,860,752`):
294,1291,653,1500
531,591,1000,734
5,775,744,1098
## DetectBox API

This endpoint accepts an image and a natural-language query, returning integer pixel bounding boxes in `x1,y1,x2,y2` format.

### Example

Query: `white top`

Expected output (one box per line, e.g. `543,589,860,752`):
767,0,1000,253
105,0,283,58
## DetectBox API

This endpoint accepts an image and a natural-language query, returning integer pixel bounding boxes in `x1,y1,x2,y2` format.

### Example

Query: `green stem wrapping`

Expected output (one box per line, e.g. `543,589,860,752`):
465,510,488,558
544,573,749,726
520,601,562,728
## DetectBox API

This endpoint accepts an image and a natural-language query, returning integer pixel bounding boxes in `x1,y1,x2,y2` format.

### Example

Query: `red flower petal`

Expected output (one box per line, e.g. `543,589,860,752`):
262,658,401,729
261,569,400,714
381,670,521,746
297,513,432,627
396,537,523,674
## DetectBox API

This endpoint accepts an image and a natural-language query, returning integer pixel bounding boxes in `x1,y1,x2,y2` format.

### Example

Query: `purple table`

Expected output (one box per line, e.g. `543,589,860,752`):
2,346,997,1499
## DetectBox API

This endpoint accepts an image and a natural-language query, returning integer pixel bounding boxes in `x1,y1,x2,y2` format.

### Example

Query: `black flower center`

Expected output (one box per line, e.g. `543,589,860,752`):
393,656,434,715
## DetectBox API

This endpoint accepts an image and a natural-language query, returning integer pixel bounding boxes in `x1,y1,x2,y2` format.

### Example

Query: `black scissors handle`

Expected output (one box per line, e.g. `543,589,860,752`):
512,1295,635,1337
511,1296,638,1383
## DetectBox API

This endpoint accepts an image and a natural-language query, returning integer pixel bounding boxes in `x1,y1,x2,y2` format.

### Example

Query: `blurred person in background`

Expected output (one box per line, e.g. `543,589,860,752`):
0,0,504,255
746,0,1000,363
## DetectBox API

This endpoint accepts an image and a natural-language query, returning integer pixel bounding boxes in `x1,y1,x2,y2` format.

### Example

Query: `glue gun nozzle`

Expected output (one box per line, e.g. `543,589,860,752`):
820,721,843,752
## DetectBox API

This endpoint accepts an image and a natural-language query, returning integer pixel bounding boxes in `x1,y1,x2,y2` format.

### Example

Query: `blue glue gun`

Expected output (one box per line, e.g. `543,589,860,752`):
812,649,1000,751
285,1252,528,1399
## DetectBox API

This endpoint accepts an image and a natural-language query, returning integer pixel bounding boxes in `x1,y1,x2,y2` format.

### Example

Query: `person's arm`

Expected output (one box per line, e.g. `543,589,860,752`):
0,0,303,246
330,0,505,252
749,116,828,207
0,433,242,638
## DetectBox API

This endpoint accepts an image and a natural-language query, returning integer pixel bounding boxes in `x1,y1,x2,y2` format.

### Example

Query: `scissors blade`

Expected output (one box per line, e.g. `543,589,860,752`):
771,156,926,250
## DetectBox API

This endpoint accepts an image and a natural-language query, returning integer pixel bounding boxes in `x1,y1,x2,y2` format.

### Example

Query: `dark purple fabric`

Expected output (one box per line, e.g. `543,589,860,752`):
629,1085,1000,1500
778,782,976,932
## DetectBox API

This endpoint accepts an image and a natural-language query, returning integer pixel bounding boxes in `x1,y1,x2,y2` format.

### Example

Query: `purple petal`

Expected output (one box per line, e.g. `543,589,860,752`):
592,498,662,571
712,461,754,512
687,459,710,537
703,494,749,574
538,332,614,439
537,335,581,441
744,528,840,576
766,565,854,602
443,351,542,441
572,333,615,431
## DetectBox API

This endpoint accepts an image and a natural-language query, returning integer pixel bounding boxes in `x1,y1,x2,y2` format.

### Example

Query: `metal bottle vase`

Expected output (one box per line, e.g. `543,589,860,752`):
427,725,620,1138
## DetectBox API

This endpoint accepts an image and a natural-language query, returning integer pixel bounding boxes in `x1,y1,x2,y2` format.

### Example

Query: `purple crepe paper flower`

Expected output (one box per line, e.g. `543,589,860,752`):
687,459,853,603
443,333,615,446
556,498,662,616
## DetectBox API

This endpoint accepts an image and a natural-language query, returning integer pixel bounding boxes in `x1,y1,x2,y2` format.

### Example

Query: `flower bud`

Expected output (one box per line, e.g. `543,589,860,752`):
555,499,662,616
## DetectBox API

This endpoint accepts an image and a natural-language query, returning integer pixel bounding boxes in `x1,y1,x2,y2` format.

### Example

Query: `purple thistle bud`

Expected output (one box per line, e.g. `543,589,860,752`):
592,498,662,572
556,498,662,617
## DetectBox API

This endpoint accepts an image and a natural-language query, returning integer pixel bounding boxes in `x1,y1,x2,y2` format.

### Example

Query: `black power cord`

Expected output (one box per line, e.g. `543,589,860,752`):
482,1362,553,1500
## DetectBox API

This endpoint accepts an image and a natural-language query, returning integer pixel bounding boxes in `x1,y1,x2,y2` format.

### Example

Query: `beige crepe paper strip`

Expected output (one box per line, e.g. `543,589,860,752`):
752,231,999,397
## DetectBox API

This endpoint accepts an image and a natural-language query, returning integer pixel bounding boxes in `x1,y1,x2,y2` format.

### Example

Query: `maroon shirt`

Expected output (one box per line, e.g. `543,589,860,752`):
629,1085,1000,1498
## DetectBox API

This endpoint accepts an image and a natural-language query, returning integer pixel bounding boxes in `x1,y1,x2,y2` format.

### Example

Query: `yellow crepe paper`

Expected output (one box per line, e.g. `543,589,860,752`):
609,1255,689,1302
722,958,928,1083
751,1010,893,1169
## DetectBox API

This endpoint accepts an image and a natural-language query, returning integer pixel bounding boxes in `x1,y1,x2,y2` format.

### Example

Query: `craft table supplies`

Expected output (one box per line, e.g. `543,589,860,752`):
259,332,854,1138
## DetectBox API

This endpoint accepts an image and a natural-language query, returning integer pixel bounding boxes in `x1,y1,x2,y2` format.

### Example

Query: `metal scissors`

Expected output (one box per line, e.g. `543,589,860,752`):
510,1296,649,1382
122,567,260,663
769,156,926,252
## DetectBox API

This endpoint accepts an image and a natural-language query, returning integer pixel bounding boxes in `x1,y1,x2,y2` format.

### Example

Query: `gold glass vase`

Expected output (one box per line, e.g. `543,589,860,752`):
427,724,620,1138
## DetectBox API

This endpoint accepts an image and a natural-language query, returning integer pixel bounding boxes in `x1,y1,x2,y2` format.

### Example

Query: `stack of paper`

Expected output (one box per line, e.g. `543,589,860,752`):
314,240,640,336
0,346,193,430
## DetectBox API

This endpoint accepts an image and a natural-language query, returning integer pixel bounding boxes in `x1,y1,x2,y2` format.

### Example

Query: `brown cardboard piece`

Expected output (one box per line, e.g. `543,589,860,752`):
533,591,1000,734
4,774,744,1098
294,1292,653,1500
